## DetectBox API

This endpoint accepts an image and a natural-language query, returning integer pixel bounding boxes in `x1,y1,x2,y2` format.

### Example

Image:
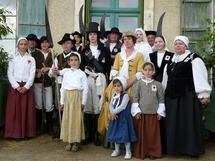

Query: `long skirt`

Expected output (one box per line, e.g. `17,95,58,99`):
60,90,85,143
4,82,36,138
133,114,162,159
165,89,205,156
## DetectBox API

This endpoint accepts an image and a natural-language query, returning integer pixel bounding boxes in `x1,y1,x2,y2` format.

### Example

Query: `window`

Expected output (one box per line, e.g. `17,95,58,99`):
0,0,16,55
87,0,143,32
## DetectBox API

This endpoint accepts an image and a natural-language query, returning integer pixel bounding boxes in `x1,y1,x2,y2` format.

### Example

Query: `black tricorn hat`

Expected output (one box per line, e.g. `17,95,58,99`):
86,22,101,33
106,27,122,38
58,33,76,45
26,33,39,42
72,31,83,38
145,30,157,36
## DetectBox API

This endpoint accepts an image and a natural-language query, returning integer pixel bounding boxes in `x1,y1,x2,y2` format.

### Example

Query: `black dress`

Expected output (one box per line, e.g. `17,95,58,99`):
165,53,205,156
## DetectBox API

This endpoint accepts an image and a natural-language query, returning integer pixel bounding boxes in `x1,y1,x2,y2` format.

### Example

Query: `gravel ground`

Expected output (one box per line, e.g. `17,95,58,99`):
0,133,215,161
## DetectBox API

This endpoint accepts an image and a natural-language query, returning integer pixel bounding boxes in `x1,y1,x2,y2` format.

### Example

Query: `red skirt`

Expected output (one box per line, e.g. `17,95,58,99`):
133,114,162,159
4,82,36,138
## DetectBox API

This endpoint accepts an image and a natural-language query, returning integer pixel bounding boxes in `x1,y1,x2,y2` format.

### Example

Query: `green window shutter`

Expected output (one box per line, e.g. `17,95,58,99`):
181,0,212,52
18,0,48,38
88,0,143,32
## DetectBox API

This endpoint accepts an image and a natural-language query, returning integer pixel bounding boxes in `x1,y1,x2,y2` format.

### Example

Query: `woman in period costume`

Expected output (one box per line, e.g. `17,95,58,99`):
5,37,36,139
162,36,212,157
98,31,144,148
149,35,174,154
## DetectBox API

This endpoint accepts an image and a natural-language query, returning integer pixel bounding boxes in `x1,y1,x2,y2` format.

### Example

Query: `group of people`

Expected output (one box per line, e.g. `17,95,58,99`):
4,21,212,160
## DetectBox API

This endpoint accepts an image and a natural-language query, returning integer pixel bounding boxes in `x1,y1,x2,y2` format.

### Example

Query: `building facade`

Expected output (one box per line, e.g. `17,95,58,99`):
0,0,214,54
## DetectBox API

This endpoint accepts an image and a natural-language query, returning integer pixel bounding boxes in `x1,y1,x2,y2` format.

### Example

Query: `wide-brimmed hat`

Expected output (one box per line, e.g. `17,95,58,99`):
106,27,122,39
26,34,39,42
86,22,101,33
145,30,157,36
72,31,82,38
122,31,136,39
58,33,76,45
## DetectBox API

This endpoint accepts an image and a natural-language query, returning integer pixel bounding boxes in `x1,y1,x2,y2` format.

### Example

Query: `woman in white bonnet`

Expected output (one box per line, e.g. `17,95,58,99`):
162,35,212,157
134,28,152,62
5,37,36,139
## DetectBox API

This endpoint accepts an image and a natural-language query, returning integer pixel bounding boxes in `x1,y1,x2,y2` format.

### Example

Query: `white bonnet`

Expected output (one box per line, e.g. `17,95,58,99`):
71,51,81,63
113,76,127,91
17,37,28,46
135,28,148,42
174,36,189,47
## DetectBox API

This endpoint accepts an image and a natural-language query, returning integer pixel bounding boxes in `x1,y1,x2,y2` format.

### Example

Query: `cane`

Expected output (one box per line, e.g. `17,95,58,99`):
50,50,62,128
41,64,46,134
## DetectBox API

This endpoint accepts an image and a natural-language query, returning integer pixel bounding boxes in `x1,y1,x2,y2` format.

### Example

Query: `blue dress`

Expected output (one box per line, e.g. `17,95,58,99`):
107,93,137,143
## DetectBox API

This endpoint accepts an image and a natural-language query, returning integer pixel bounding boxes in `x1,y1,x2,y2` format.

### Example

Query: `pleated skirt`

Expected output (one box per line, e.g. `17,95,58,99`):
60,90,85,143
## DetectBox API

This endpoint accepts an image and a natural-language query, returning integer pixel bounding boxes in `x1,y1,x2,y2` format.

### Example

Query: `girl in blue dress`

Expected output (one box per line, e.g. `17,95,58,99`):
107,76,137,160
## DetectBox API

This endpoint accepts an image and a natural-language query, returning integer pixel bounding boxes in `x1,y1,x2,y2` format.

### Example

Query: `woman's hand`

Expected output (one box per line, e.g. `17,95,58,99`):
60,104,64,111
157,115,162,120
200,97,210,106
135,113,141,120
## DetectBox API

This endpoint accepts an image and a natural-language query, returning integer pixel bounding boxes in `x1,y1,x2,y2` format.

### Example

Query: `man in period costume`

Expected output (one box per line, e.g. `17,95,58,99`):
81,22,111,146
105,27,122,65
26,33,39,54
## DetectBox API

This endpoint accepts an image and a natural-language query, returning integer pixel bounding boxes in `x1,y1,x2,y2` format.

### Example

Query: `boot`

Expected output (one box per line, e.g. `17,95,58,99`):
82,113,93,145
93,114,101,146
46,111,53,136
36,109,42,135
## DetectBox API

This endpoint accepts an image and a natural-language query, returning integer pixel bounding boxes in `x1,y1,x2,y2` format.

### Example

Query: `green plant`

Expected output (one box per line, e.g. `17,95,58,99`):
0,47,10,79
198,18,215,69
0,5,13,79
0,5,13,40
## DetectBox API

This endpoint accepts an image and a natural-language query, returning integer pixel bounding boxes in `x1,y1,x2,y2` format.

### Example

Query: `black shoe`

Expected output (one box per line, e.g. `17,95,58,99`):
148,155,156,160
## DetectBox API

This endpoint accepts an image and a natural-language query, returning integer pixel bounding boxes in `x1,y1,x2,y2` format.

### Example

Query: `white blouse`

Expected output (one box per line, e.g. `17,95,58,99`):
7,52,36,89
60,69,88,105
162,50,212,98
134,41,152,62
157,52,165,67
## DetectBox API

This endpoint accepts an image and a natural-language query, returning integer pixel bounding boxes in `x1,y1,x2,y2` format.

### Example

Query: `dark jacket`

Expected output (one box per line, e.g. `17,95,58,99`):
81,42,111,78
31,50,53,87
149,51,174,82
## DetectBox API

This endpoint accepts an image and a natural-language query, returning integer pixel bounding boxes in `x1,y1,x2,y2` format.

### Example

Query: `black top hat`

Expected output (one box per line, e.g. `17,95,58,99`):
72,31,83,38
58,33,76,45
86,22,100,33
26,34,39,42
106,27,122,39
145,31,157,36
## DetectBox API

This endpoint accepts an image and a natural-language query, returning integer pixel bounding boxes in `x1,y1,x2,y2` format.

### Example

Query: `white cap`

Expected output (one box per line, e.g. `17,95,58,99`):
17,37,28,46
174,36,189,47
113,76,127,91
72,51,81,63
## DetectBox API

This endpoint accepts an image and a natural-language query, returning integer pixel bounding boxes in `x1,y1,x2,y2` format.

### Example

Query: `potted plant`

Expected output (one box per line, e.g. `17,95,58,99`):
0,4,13,127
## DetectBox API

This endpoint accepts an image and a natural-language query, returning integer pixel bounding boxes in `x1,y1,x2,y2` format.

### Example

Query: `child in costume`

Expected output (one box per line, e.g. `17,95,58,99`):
107,76,137,159
131,62,165,160
60,52,88,152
